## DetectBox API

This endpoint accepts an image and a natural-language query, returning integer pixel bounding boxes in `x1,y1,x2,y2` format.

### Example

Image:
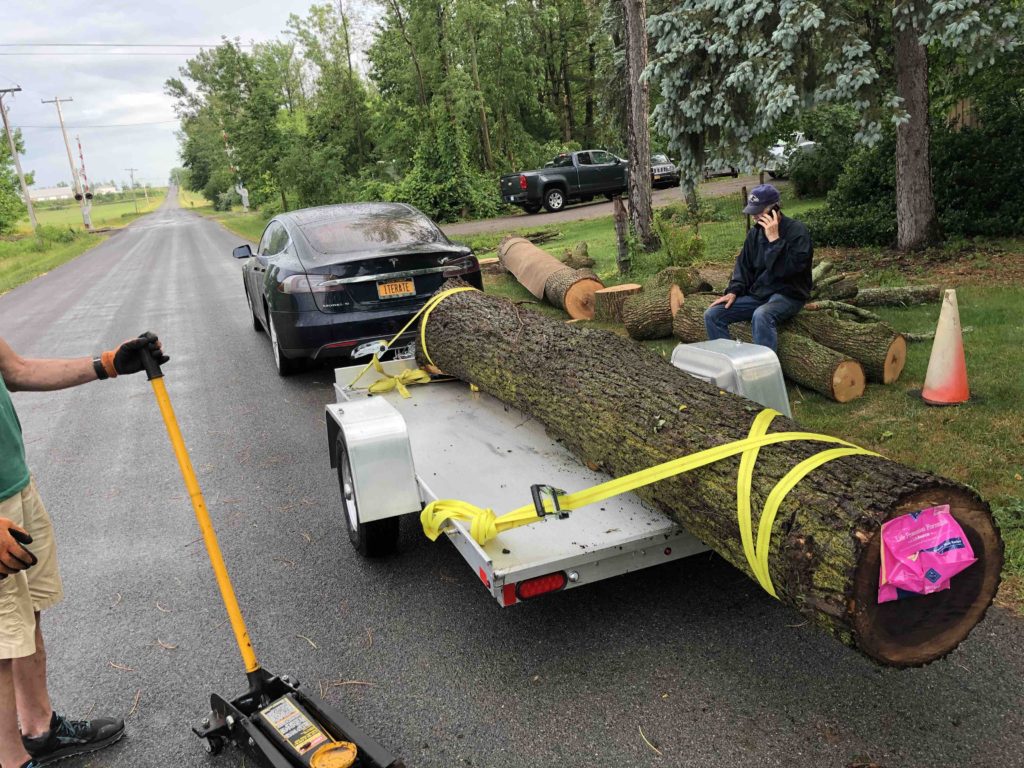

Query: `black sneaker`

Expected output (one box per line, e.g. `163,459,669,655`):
22,711,125,764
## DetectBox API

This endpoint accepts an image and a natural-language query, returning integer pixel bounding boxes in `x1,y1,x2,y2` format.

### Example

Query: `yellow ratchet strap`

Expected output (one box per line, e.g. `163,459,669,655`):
420,409,879,597
347,286,478,391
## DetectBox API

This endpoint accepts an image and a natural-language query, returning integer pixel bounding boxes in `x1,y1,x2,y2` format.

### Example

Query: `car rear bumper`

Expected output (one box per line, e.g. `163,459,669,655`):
503,193,529,204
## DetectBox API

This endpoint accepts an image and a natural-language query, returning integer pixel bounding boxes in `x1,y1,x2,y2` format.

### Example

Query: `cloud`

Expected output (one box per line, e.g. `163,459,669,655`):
0,0,336,187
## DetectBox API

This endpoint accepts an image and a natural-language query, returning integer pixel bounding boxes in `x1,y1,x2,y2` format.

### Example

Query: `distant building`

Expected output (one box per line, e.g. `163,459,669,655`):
28,184,118,202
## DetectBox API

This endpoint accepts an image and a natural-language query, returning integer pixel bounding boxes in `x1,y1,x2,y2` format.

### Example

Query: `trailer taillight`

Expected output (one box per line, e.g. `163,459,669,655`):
515,571,567,600
519,174,528,190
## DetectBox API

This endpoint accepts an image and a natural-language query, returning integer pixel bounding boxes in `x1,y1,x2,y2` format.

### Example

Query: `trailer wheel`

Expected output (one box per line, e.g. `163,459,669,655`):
336,437,399,557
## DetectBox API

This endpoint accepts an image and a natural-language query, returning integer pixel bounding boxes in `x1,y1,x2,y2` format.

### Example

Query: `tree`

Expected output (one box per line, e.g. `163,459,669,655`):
0,128,31,235
647,0,1019,250
623,0,658,251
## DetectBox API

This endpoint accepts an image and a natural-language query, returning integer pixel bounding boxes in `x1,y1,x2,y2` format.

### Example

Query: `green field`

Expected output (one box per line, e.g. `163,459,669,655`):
0,232,108,295
18,189,167,232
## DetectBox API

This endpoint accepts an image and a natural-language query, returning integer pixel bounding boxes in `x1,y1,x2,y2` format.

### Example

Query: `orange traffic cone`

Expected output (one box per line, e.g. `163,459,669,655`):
921,288,969,405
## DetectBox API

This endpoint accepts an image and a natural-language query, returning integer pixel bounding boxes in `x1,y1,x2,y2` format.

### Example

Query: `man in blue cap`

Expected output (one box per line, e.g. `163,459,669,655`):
704,184,812,352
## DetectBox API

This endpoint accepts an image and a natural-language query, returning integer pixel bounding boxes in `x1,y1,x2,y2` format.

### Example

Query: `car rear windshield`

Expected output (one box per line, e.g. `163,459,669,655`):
299,209,444,254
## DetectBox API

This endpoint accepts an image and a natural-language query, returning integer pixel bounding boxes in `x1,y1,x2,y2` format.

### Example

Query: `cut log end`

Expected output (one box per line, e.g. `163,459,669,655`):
851,486,1003,667
594,284,643,323
564,279,605,320
669,285,685,316
883,335,908,384
831,360,866,403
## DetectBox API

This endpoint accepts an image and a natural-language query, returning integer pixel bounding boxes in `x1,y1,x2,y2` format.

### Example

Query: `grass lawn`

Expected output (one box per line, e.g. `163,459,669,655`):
0,232,109,295
18,189,167,232
476,200,1024,610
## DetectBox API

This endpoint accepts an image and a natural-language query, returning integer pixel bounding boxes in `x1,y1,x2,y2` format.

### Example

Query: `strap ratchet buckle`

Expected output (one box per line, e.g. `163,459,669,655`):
530,484,569,520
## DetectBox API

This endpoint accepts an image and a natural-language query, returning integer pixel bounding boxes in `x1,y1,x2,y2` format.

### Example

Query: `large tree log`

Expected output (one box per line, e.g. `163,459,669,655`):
648,266,712,294
848,285,941,307
594,284,643,323
785,313,907,384
813,278,859,301
498,236,604,319
673,294,866,403
419,283,1002,667
621,290,678,340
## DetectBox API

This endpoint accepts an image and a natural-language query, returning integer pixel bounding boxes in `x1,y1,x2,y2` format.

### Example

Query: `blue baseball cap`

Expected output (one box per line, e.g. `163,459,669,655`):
743,184,781,215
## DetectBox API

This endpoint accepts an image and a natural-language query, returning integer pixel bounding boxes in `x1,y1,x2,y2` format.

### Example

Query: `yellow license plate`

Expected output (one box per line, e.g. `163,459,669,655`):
377,279,415,299
654,174,662,180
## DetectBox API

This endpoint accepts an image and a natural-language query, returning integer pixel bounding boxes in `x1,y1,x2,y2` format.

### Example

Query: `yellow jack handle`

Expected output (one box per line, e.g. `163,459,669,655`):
144,355,260,674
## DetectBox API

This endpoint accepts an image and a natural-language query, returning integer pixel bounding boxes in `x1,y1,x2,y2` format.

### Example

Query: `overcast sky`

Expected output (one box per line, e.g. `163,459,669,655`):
1,0,375,189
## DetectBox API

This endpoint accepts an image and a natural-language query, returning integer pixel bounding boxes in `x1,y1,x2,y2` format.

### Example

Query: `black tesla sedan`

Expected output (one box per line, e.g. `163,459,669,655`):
232,202,483,375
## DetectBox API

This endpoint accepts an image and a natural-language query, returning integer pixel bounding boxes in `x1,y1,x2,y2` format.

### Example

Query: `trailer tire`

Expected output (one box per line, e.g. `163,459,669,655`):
336,437,399,557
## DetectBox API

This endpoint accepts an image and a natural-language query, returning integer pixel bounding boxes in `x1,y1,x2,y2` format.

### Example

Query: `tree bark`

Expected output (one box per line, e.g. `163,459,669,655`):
648,266,712,294
813,278,858,301
894,18,940,250
621,290,677,340
785,314,907,384
612,196,630,274
419,283,1002,667
847,285,941,307
544,267,604,318
594,283,643,323
622,0,658,251
673,294,866,403
468,28,494,171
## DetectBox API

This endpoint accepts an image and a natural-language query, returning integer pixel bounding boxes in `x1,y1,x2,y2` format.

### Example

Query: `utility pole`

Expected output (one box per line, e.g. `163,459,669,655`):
41,96,91,229
125,167,139,214
75,135,94,224
0,87,38,230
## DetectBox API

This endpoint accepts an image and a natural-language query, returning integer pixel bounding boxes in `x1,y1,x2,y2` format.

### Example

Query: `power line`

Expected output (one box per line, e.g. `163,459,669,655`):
0,52,231,57
16,119,178,128
0,42,257,48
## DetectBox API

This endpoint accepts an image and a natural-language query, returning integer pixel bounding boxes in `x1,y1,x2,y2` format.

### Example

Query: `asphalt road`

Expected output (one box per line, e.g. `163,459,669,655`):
2,193,1022,768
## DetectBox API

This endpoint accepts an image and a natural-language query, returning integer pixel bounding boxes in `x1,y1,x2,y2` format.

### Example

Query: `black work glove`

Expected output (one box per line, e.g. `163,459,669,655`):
0,523,37,580
101,331,170,377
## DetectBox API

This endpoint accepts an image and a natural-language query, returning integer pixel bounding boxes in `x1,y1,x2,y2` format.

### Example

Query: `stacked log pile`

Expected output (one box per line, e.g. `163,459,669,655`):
419,282,1003,668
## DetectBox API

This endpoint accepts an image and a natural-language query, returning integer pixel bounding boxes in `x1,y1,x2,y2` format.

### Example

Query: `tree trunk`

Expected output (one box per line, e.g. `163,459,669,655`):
848,285,941,307
594,284,643,323
419,283,1002,667
648,266,712,294
785,314,907,384
673,294,866,403
498,237,603,319
621,290,677,340
387,0,428,109
813,278,858,301
468,30,494,171
681,132,704,210
622,0,658,251
894,18,940,250
544,267,604,318
612,196,630,274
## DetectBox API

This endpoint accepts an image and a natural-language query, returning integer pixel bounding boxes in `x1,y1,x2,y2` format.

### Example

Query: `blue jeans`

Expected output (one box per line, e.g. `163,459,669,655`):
704,293,805,352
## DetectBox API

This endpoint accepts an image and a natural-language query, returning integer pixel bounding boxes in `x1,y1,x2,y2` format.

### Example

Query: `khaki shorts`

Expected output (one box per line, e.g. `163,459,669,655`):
0,478,63,659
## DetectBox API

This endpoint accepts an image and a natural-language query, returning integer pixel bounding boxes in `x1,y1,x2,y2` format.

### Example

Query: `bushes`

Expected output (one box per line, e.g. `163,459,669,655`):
787,105,860,198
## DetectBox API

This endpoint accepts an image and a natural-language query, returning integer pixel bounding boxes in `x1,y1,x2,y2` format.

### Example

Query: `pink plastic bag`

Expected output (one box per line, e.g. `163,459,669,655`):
878,504,977,604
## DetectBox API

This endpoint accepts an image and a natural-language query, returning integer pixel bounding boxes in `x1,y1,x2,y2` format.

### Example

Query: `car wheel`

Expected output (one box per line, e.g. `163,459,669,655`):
244,285,263,333
767,171,778,179
523,203,542,214
543,188,566,213
337,437,399,557
604,193,617,201
731,168,739,178
267,310,300,377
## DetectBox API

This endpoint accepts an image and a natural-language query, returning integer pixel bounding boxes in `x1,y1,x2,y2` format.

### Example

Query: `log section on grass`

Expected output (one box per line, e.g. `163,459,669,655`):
498,236,604,319
418,282,1002,667
848,285,941,307
674,294,866,402
622,289,680,340
648,266,713,294
594,284,643,323
785,313,907,384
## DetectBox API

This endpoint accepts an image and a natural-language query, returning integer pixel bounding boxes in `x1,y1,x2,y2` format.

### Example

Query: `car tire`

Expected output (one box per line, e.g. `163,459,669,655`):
337,437,399,558
731,168,739,178
543,188,566,213
523,203,542,214
604,193,617,201
245,285,263,333
767,171,778,179
267,310,301,377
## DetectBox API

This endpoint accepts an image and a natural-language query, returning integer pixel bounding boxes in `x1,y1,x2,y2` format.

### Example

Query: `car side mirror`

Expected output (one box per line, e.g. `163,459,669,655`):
233,244,253,259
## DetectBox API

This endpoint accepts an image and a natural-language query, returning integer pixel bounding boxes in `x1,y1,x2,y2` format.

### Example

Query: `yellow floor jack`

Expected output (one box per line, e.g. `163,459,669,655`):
142,352,405,768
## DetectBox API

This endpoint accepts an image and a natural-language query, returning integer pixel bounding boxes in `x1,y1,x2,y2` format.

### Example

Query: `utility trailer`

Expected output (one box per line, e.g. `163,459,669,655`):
325,339,791,606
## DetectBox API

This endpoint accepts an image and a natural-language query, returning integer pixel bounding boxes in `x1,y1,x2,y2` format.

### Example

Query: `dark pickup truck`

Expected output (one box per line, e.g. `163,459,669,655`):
499,150,629,214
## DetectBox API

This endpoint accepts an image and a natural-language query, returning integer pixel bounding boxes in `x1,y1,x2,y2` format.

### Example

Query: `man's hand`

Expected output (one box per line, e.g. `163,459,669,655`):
757,209,781,242
100,332,169,378
710,292,737,309
0,520,37,579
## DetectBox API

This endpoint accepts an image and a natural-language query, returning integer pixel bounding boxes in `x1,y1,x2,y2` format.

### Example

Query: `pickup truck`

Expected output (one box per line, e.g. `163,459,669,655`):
499,150,628,214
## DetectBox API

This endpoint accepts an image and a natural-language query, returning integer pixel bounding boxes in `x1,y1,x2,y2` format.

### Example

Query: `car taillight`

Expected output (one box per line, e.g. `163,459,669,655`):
442,255,479,278
278,275,343,294
519,174,528,190
515,571,567,600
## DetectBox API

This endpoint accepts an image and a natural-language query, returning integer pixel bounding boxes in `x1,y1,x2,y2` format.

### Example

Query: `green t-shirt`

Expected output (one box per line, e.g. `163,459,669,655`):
0,371,30,500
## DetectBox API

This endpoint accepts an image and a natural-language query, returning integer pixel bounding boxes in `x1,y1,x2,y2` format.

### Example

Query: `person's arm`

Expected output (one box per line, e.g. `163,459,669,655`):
725,231,756,296
0,332,169,393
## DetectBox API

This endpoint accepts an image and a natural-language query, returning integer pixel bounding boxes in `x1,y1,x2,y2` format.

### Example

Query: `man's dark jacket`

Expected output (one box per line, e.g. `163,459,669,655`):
726,215,813,301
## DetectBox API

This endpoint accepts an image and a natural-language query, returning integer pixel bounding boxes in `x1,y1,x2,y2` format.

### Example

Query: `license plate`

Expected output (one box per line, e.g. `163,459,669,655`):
654,174,662,180
377,279,415,299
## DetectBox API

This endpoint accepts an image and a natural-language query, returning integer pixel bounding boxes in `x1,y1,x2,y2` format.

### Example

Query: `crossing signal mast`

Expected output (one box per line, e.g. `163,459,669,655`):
41,96,92,229
75,135,94,219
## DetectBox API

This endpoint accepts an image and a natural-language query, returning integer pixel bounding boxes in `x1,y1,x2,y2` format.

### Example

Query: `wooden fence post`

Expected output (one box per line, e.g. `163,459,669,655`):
742,185,750,232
